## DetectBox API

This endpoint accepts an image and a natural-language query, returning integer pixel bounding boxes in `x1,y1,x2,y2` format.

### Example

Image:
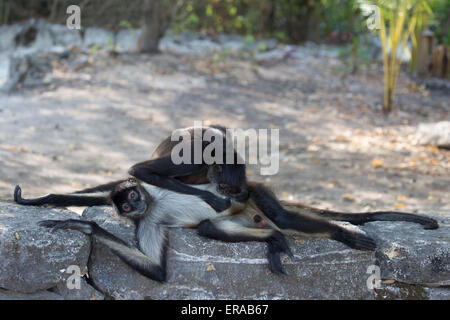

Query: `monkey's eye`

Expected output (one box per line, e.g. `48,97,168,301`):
128,190,138,200
122,203,131,212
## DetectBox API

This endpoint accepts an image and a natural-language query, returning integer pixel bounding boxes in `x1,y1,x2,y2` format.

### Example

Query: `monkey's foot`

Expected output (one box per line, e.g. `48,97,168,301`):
333,228,377,251
267,232,294,275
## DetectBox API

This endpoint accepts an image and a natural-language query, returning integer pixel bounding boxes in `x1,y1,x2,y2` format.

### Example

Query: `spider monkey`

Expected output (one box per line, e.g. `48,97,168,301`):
128,125,249,212
13,125,439,281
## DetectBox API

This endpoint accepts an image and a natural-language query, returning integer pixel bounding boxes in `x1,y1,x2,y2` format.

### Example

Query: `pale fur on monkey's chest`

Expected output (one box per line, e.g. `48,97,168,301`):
142,183,247,227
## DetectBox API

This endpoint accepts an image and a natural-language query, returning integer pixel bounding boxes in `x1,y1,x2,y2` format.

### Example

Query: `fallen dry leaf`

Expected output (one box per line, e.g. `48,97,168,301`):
371,159,384,169
100,171,112,177
206,262,216,271
396,195,408,201
428,195,435,201
15,232,20,240
90,293,101,300
335,135,348,142
313,137,322,143
342,193,356,201
204,120,219,125
427,145,440,154
394,203,405,209
429,160,439,166
70,182,83,189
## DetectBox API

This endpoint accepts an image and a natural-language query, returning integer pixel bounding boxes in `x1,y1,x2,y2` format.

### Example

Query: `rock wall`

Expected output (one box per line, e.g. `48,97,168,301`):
0,200,448,300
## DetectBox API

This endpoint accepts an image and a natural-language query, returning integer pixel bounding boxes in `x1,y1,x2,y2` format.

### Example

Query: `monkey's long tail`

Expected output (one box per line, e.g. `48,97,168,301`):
323,211,438,230
281,201,439,230
14,185,110,207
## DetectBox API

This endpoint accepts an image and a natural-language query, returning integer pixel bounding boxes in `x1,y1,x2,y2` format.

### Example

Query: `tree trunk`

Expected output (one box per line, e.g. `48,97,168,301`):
139,0,171,53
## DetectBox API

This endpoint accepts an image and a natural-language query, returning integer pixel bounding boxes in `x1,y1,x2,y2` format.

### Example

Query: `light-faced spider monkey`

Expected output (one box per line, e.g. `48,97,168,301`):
13,125,439,281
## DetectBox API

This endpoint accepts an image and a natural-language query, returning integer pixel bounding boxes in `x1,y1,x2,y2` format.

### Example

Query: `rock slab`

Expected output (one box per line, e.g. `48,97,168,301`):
0,201,91,295
83,206,449,300
1,201,448,300
415,121,450,148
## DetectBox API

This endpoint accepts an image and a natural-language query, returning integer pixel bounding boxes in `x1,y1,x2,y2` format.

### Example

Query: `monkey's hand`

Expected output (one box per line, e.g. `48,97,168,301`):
38,219,97,235
267,232,294,275
201,192,231,212
230,189,249,203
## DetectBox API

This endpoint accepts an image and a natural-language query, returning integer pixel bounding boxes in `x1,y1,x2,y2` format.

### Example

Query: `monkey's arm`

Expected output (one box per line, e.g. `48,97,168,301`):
129,157,230,212
14,185,110,207
197,215,293,275
39,219,167,282
281,201,439,230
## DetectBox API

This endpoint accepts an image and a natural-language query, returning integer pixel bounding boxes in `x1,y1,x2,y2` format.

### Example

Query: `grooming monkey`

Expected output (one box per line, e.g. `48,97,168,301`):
14,125,439,280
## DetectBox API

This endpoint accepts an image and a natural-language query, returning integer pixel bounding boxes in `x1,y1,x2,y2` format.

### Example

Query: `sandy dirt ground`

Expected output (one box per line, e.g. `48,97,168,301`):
0,49,448,218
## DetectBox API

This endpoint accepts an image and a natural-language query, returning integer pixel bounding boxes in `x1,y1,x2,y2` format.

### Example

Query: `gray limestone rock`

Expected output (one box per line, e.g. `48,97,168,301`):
0,201,90,293
1,201,448,300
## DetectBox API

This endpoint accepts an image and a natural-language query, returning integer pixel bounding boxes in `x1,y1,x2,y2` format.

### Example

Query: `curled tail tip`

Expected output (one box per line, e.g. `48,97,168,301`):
423,219,439,230
14,185,22,203
414,214,439,230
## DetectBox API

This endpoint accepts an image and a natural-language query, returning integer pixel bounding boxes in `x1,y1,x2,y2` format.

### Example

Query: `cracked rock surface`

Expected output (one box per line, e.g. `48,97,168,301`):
0,201,93,298
83,206,449,300
0,202,448,300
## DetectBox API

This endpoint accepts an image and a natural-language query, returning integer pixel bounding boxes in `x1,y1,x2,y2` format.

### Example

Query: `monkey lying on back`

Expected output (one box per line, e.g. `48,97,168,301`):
14,175,438,281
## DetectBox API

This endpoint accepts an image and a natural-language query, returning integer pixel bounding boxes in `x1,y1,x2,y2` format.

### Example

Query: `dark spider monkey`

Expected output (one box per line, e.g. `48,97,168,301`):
13,125,439,281
128,125,249,212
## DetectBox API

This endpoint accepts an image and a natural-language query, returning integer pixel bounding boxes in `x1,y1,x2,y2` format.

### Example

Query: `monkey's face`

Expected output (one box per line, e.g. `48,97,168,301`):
111,180,149,220
207,163,248,202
